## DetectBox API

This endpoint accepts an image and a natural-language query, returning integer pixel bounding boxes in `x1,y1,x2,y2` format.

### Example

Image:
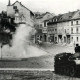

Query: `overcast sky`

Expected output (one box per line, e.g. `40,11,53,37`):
0,0,80,14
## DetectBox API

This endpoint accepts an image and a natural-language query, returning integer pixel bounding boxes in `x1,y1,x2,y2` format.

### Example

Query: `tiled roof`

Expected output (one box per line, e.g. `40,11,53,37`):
53,15,63,22
35,12,54,19
47,15,63,24
48,10,78,24
58,11,76,22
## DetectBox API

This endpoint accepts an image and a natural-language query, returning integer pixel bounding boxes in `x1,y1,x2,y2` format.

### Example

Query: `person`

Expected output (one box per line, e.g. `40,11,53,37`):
75,44,80,53
74,44,80,57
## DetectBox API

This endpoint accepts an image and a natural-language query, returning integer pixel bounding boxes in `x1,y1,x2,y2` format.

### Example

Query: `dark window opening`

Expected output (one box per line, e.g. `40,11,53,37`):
76,27,78,33
13,6,17,9
71,21,73,26
77,37,78,42
71,28,73,33
76,21,78,25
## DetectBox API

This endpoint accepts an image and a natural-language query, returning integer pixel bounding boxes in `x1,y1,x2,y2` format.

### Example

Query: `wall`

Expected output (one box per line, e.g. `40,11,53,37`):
7,2,33,25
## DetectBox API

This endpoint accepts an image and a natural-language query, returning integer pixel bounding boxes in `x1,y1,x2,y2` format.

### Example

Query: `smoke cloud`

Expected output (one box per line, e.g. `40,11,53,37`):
0,23,47,59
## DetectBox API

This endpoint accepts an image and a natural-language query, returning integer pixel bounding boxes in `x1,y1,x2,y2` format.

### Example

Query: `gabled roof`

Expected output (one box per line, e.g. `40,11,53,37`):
35,12,54,19
12,1,34,15
71,10,80,20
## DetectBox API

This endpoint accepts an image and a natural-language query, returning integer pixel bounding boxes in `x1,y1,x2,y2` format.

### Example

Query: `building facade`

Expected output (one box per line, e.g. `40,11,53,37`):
7,0,34,26
45,10,80,45
47,17,58,43
34,12,55,42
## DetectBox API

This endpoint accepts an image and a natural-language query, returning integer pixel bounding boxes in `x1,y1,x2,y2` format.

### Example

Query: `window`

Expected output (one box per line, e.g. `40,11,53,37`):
15,9,19,12
69,16,72,18
40,24,42,27
53,19,54,22
72,37,73,41
44,22,46,27
13,6,17,9
49,20,52,22
55,19,57,21
55,29,57,32
76,27,78,33
71,21,73,26
76,21,78,25
71,28,73,33
77,37,78,42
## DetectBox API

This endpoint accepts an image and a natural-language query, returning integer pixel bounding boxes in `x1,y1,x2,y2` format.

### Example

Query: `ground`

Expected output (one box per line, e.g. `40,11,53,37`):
0,43,75,69
0,43,80,80
0,70,80,80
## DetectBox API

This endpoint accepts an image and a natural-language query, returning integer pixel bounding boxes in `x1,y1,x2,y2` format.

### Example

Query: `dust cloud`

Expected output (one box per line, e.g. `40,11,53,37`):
0,23,47,59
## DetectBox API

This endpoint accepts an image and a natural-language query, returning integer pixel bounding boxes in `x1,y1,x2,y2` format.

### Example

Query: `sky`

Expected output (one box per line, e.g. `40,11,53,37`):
0,0,80,15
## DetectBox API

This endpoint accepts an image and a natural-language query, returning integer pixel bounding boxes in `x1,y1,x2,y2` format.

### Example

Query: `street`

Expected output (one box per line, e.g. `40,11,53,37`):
41,43,74,55
0,70,80,80
0,43,79,80
0,43,75,69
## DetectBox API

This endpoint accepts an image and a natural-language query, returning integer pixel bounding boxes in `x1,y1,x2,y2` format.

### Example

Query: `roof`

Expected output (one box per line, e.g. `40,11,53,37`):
58,11,77,22
12,1,34,15
35,12,54,19
47,10,79,25
71,10,80,20
47,15,63,25
53,15,63,22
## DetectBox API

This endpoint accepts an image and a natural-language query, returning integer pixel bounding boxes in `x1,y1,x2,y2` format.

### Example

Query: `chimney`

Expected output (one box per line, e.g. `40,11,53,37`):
8,0,11,6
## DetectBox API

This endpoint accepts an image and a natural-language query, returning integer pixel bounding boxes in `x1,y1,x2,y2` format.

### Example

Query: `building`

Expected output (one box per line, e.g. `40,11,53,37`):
46,10,80,46
7,0,34,25
34,12,55,42
70,10,80,45
57,10,80,45
57,12,76,44
42,19,49,42
47,15,62,43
